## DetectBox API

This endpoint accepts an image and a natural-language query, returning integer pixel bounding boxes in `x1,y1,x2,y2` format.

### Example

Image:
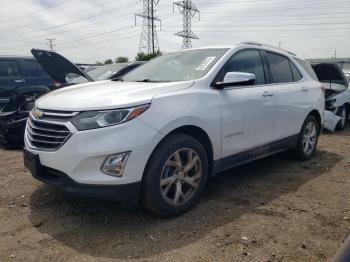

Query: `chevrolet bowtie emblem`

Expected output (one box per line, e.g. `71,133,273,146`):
33,110,44,119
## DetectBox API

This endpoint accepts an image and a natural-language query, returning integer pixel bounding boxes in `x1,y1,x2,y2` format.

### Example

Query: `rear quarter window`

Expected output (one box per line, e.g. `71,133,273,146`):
295,58,318,81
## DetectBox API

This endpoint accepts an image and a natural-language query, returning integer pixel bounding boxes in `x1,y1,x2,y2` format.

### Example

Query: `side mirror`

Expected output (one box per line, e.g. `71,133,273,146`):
214,72,256,89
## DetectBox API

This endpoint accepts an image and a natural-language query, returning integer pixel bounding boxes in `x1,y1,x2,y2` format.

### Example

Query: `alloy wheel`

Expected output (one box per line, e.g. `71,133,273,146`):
160,148,203,206
303,122,317,155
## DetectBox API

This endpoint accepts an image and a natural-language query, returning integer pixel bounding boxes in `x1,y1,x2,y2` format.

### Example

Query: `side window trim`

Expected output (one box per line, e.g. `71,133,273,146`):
211,48,267,88
260,50,272,85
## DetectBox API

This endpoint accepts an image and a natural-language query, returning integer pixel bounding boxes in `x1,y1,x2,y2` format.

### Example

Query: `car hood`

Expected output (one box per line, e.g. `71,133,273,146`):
36,80,194,111
31,49,93,84
312,63,348,87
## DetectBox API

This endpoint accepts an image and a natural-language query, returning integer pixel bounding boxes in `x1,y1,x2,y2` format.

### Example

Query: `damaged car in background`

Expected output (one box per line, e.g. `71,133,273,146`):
31,49,144,85
0,56,61,147
0,49,144,147
312,63,349,132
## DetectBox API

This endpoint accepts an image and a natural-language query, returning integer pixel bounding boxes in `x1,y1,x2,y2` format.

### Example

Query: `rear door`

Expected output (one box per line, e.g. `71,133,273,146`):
264,51,309,140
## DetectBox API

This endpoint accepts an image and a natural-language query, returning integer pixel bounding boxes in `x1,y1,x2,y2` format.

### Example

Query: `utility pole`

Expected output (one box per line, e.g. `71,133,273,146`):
46,38,55,51
135,0,161,54
173,0,200,49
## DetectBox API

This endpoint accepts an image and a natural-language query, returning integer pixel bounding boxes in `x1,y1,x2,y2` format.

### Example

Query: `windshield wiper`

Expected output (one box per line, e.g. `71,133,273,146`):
135,78,170,83
136,78,152,82
112,77,124,82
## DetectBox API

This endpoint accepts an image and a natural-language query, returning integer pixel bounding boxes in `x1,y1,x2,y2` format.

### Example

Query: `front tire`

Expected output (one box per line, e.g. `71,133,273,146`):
293,115,319,161
142,134,208,217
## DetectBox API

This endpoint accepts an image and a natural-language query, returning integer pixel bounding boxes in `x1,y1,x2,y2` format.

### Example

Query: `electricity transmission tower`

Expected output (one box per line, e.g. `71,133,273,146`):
173,0,199,49
135,0,161,54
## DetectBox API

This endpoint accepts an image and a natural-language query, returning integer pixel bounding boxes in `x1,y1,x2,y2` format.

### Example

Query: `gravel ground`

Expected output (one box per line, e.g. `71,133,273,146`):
0,127,349,262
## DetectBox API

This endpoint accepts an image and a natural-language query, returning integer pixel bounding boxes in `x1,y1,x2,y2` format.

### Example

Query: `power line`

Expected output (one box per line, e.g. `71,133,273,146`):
173,0,200,49
135,0,161,54
0,0,72,23
0,0,127,31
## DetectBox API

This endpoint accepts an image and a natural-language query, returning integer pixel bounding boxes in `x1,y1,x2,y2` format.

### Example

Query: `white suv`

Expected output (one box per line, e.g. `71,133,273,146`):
24,42,324,217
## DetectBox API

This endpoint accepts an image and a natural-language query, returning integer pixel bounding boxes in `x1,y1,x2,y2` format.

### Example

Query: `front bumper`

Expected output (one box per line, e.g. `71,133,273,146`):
25,151,141,205
24,117,163,186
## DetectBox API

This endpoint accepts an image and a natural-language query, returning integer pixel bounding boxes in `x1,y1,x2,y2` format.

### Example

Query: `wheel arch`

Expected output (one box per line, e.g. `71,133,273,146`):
308,109,322,131
145,125,215,179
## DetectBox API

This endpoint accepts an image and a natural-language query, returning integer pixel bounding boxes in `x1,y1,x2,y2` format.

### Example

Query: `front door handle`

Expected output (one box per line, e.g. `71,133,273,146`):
262,91,274,97
301,86,309,92
15,79,26,83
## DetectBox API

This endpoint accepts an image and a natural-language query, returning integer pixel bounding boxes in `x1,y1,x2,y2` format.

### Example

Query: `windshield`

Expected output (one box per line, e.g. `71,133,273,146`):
122,48,229,82
69,64,128,84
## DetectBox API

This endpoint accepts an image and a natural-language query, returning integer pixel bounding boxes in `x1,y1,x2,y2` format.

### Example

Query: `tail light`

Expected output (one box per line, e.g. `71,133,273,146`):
53,80,62,87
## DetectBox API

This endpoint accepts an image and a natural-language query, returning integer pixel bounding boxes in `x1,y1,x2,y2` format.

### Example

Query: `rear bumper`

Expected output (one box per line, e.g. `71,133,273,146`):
30,164,141,206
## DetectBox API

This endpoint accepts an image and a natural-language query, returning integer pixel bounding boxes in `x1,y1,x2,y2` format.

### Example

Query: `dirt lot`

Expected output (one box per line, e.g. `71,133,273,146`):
0,127,350,262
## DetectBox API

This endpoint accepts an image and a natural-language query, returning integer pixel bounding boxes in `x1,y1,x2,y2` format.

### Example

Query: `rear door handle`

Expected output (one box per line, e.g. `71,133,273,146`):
262,91,274,97
15,79,26,83
301,86,308,92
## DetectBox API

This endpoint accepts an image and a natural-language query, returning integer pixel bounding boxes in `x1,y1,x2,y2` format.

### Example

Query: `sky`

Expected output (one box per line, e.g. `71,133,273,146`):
0,0,349,63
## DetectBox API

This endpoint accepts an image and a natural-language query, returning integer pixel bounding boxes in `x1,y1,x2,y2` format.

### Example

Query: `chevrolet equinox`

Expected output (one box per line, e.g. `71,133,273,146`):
23,42,325,217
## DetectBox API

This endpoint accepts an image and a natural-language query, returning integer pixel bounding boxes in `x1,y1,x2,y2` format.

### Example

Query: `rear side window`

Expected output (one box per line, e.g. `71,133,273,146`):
295,58,318,81
23,60,50,78
289,61,302,81
266,52,293,83
217,50,266,85
0,60,20,77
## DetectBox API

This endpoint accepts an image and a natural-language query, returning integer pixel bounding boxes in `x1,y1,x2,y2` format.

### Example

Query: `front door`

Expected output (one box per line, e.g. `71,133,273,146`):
217,49,275,159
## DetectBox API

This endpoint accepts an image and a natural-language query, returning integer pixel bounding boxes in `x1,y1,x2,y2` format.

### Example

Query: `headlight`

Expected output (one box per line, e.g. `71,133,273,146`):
71,104,150,130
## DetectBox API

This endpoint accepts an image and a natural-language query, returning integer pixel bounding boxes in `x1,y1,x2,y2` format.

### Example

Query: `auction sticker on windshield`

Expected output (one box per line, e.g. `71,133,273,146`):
196,56,216,71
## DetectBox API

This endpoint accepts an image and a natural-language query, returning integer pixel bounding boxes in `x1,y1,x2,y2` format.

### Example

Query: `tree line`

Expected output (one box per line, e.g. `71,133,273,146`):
96,50,162,65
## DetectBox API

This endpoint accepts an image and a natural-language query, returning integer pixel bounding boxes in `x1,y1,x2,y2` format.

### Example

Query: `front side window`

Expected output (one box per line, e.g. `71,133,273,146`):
216,50,266,85
122,48,229,82
266,52,294,84
0,60,20,77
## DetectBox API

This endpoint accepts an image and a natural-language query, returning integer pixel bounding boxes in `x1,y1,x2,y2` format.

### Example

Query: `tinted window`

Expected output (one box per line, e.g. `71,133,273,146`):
0,60,20,77
217,50,266,85
23,60,50,78
266,52,294,83
295,58,318,81
290,61,302,81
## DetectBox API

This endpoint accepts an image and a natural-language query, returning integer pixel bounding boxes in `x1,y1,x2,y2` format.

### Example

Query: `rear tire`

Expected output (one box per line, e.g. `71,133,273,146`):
293,115,319,161
336,105,348,130
142,134,208,217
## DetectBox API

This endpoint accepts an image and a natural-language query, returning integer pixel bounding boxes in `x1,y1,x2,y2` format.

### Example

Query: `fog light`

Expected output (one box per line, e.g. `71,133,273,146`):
101,152,130,177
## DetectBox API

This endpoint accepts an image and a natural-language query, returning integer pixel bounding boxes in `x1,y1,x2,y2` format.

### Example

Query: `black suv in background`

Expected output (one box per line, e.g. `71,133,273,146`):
0,56,58,147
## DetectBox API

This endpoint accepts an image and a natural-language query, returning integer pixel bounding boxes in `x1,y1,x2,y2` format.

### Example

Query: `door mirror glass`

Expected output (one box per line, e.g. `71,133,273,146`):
215,72,256,88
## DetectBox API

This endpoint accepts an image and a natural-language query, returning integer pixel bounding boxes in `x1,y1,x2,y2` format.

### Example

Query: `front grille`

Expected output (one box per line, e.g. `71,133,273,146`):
26,113,72,151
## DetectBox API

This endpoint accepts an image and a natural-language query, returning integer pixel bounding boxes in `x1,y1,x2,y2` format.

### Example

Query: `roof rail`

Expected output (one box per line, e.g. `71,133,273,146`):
238,41,297,57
